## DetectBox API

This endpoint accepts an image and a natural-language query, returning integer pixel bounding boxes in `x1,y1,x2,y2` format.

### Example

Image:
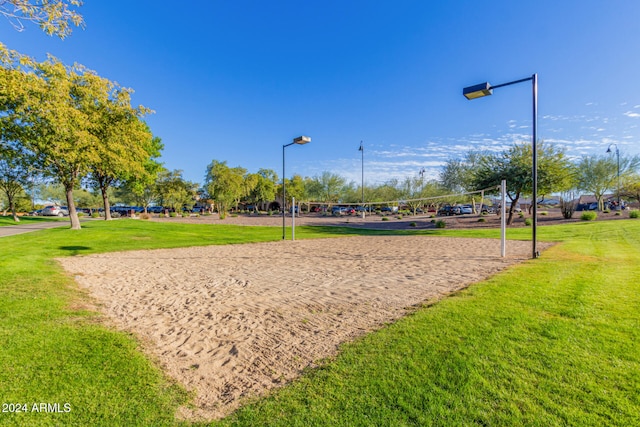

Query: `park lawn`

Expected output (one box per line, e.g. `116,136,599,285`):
0,219,638,426
0,215,66,226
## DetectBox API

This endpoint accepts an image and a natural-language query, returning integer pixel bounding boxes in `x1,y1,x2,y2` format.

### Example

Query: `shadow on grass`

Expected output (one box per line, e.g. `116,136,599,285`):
59,246,92,256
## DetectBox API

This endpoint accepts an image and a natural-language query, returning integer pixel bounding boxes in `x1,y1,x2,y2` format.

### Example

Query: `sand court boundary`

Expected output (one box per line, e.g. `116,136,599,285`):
58,235,548,420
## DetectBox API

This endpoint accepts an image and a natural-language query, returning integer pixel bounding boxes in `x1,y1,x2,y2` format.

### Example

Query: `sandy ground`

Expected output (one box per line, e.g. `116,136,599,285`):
58,231,550,420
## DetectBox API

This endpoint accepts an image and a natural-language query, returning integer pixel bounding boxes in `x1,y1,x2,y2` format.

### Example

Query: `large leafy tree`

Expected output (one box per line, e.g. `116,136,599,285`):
576,154,640,210
87,104,155,220
305,171,346,203
248,168,278,211
155,169,196,212
204,160,246,214
471,142,574,225
0,46,98,229
0,44,154,228
1,0,84,38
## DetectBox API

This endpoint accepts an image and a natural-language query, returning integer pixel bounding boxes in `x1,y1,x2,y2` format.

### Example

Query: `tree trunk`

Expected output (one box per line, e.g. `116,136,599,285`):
6,193,20,222
506,194,521,226
101,184,112,220
66,186,81,230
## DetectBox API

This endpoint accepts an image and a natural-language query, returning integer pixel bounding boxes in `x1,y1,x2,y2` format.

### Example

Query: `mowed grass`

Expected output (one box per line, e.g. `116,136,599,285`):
0,219,639,426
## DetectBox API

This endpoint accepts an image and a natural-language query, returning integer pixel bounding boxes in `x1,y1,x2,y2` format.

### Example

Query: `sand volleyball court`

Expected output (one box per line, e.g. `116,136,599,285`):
58,235,543,419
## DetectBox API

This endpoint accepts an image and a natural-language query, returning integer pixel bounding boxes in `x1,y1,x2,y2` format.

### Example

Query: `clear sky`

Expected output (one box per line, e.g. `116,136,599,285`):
2,0,639,187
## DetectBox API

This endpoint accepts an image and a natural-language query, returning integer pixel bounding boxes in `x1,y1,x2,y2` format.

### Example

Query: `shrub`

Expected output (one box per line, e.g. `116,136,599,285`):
409,222,417,227
77,212,84,218
396,215,403,220
603,209,610,214
581,211,597,221
615,212,621,216
381,217,389,221
219,212,227,220
169,212,177,218
91,212,100,218
435,220,446,228
630,210,639,219
139,213,151,220
181,212,188,218
524,218,532,226
477,217,486,223
539,211,548,216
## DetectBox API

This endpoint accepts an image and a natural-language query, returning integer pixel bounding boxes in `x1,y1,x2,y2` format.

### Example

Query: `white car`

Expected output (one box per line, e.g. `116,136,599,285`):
41,205,69,217
459,205,473,214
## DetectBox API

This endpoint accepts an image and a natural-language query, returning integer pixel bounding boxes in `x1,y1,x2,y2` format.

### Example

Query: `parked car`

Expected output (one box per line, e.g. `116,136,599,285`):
437,205,459,216
459,205,473,215
28,209,44,216
331,206,347,215
344,207,356,215
41,205,69,217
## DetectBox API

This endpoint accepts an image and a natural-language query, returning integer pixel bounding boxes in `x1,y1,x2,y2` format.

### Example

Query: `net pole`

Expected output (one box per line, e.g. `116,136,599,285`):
501,180,506,257
292,197,296,241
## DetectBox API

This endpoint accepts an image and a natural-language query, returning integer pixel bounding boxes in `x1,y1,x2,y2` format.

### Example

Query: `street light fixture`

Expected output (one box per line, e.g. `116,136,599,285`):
463,73,539,259
606,143,621,208
283,136,311,240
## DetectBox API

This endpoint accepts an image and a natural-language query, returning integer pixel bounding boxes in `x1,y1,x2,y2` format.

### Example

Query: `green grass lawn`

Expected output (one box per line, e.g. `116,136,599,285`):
0,215,66,226
0,219,639,426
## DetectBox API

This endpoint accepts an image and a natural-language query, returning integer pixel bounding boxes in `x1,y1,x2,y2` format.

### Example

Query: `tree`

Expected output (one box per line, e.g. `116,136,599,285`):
439,153,481,194
155,170,196,213
305,172,346,203
204,160,245,214
0,44,153,228
0,144,30,221
621,174,640,204
87,103,156,221
399,175,425,214
1,0,84,38
249,168,278,211
118,137,164,213
471,142,574,225
1,47,95,229
576,154,640,210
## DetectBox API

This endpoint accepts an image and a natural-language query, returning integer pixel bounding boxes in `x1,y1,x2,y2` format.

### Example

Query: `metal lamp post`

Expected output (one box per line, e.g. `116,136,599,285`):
463,73,539,259
282,136,311,240
606,143,621,208
359,141,364,218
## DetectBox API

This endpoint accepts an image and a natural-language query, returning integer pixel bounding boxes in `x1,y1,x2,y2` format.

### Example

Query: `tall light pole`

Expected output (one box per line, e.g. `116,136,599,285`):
463,73,539,259
606,143,621,208
359,141,364,217
283,136,311,239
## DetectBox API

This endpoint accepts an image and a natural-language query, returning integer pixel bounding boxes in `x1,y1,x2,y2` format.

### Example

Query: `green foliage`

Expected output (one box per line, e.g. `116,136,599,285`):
435,219,446,228
381,216,389,221
629,210,639,219
581,211,598,221
478,217,486,222
204,160,246,213
471,142,574,225
0,43,155,229
155,170,197,213
0,0,84,39
524,218,532,226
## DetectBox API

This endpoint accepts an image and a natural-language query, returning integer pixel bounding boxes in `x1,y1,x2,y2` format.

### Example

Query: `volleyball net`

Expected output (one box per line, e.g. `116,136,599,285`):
299,185,501,215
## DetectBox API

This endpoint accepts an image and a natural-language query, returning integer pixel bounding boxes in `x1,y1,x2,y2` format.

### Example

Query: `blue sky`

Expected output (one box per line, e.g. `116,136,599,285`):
2,0,640,186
